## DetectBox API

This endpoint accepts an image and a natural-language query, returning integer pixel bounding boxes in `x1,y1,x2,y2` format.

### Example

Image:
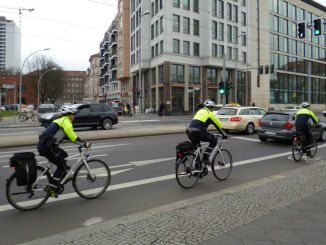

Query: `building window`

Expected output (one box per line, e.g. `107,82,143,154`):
227,46,232,59
173,39,180,53
207,68,218,84
227,24,232,42
189,66,200,83
183,40,190,55
193,42,200,56
227,3,232,20
171,64,184,82
193,0,199,12
212,43,218,57
212,21,218,39
173,0,180,8
218,22,224,40
241,12,246,26
183,17,190,34
160,16,164,33
158,65,164,82
183,0,190,10
173,15,180,32
160,40,163,54
193,19,199,36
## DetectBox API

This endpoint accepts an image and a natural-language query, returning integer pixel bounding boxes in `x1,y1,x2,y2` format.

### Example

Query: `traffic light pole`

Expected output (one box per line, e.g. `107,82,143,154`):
222,53,226,106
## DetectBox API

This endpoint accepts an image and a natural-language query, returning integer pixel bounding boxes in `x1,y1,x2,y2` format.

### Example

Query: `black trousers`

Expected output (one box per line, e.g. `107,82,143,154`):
295,123,312,147
37,144,68,186
187,128,217,159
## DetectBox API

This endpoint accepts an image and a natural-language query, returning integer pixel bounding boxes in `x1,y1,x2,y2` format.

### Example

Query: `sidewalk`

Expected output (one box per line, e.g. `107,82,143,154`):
20,159,326,245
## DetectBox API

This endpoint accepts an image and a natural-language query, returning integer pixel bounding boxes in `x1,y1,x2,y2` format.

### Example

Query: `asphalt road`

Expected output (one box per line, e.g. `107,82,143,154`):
0,133,325,244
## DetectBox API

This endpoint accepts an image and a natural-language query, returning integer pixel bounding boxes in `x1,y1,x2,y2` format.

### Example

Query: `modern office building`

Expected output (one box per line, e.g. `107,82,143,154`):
126,0,325,114
0,16,21,72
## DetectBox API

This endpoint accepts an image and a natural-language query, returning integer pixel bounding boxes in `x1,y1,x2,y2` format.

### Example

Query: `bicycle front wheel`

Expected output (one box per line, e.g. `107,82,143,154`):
211,149,233,180
31,114,39,122
309,136,317,158
6,166,50,211
18,114,27,122
73,159,111,199
292,139,303,162
175,155,200,189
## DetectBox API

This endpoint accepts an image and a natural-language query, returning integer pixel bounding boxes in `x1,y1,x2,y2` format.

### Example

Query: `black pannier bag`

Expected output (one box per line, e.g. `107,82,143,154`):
10,152,37,186
176,141,196,155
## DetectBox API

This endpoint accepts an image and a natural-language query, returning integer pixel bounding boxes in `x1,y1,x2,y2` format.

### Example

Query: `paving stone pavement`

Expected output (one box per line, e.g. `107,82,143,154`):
20,159,326,245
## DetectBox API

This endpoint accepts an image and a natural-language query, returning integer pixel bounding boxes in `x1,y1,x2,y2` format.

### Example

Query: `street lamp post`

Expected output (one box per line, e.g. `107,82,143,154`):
138,10,150,119
19,48,50,111
38,67,57,108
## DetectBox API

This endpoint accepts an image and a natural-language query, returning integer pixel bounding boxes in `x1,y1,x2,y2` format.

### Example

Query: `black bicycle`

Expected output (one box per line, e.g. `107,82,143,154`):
175,134,233,189
292,133,317,162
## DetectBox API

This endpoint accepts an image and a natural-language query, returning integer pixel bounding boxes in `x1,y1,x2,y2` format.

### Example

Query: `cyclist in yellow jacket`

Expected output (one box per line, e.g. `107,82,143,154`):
37,106,90,197
187,100,228,164
295,102,319,157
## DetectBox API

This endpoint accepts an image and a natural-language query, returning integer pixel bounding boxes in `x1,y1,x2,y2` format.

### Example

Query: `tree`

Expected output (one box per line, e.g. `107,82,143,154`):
25,54,65,104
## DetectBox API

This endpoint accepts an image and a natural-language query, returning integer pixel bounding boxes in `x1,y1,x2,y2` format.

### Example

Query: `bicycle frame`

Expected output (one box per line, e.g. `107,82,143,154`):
32,147,92,189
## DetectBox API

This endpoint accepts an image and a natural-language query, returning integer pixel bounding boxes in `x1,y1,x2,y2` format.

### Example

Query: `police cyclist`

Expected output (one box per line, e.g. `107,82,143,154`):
295,102,319,157
187,100,229,165
37,106,91,198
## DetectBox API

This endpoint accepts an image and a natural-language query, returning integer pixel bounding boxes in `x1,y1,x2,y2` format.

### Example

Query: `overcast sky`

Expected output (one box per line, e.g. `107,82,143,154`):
0,0,325,71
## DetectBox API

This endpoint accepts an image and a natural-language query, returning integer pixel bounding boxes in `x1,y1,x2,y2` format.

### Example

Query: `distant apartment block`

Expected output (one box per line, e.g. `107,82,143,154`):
85,53,100,102
0,16,21,71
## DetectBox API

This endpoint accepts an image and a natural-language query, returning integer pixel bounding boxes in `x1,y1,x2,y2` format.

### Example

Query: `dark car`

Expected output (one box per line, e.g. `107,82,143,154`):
39,103,118,130
257,111,326,143
113,106,123,116
38,104,59,113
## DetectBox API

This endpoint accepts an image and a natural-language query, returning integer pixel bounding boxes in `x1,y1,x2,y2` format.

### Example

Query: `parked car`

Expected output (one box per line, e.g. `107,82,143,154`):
257,111,326,143
39,103,118,130
38,104,59,113
0,105,6,111
214,106,267,134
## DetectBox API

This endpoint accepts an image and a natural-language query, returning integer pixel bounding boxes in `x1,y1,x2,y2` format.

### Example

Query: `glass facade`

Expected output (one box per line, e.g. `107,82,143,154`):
269,0,326,104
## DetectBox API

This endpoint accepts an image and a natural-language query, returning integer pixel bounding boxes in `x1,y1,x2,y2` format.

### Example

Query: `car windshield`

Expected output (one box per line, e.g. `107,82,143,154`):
218,108,238,115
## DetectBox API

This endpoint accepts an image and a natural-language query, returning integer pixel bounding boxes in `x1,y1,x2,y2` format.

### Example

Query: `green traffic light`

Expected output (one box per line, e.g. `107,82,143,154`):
219,89,225,94
314,29,321,35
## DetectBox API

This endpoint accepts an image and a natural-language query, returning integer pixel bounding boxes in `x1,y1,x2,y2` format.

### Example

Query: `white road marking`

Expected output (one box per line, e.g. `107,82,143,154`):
232,136,260,142
120,120,160,123
130,157,175,166
83,217,103,226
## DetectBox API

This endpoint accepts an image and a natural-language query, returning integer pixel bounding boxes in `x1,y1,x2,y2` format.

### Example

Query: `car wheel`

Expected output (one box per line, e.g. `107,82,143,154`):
102,118,112,130
258,136,267,142
245,123,255,134
320,129,326,142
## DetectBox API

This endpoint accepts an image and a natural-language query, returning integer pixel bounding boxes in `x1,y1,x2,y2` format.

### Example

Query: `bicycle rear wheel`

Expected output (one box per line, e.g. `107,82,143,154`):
73,159,111,199
309,136,317,158
175,155,200,189
292,139,303,162
6,166,50,211
31,114,39,122
211,149,233,180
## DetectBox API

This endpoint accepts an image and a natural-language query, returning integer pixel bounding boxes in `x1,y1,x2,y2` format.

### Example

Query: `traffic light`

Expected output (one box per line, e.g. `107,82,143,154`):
270,64,274,74
226,82,232,93
259,66,264,75
313,18,322,36
218,82,225,94
297,21,306,39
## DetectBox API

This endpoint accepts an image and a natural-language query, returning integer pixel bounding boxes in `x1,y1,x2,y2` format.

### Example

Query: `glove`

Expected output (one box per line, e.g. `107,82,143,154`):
84,142,91,148
222,134,229,140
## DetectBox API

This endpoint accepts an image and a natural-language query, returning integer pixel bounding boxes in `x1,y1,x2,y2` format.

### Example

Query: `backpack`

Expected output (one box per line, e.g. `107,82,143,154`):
10,152,37,186
176,141,196,155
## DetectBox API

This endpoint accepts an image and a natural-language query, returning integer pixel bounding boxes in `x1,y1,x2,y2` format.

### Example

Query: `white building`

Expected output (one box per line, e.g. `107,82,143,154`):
0,16,21,71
